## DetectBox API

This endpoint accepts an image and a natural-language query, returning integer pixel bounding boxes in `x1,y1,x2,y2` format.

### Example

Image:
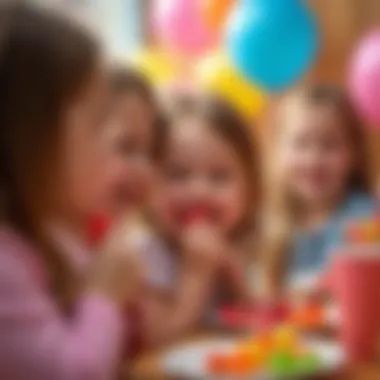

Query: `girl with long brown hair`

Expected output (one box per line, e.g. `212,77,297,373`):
138,94,261,346
261,85,374,302
0,2,141,379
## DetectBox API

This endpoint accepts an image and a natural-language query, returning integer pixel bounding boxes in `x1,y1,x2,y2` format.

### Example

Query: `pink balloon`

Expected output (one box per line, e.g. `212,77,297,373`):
153,0,215,55
349,30,380,129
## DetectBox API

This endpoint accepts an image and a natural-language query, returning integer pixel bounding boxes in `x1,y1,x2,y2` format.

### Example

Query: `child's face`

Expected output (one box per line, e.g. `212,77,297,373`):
57,66,146,221
279,106,354,205
152,120,247,236
106,93,153,214
57,66,118,220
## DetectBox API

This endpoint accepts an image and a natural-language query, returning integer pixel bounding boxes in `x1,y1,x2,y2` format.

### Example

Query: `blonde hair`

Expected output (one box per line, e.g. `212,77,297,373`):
261,85,372,298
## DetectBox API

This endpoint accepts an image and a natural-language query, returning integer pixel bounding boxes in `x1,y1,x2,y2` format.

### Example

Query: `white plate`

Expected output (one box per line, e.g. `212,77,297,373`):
163,337,344,379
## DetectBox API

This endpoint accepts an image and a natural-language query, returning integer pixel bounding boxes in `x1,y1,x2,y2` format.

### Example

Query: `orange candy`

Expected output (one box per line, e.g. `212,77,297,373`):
237,343,267,367
290,304,324,329
207,351,259,375
254,331,274,352
228,353,254,375
207,353,230,374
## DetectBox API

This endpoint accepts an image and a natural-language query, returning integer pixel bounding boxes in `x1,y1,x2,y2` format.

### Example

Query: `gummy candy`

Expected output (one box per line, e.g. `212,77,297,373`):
273,325,298,351
206,353,230,374
295,353,321,374
269,351,297,376
254,331,274,352
237,342,267,367
290,304,324,329
228,352,256,375
206,323,322,377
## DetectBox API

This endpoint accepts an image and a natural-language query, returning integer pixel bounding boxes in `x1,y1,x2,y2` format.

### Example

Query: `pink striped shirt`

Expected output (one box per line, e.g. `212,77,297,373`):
0,226,125,380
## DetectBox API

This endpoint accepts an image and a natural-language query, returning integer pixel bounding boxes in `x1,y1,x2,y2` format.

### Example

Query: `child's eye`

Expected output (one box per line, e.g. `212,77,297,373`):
165,164,190,181
116,139,136,155
115,138,146,159
321,138,343,152
210,169,231,184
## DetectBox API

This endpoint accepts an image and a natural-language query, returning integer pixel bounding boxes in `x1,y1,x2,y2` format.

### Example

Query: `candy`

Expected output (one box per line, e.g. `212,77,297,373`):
290,304,324,329
206,353,230,374
206,323,322,376
254,331,274,352
237,342,267,367
269,351,297,376
273,325,298,351
228,352,256,375
295,353,321,374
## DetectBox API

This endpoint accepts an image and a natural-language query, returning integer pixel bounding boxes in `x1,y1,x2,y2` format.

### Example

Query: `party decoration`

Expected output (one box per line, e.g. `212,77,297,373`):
196,53,265,119
226,0,319,92
349,30,380,128
201,0,235,33
153,0,215,55
130,49,177,85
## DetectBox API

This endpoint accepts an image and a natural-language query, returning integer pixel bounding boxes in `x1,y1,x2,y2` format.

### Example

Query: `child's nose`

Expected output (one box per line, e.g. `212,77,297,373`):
190,179,213,201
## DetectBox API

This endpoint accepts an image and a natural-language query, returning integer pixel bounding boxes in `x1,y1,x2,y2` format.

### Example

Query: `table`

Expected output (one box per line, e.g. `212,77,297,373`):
127,335,380,380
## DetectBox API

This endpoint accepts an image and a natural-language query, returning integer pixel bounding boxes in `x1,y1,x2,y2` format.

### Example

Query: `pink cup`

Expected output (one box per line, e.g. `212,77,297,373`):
332,246,380,362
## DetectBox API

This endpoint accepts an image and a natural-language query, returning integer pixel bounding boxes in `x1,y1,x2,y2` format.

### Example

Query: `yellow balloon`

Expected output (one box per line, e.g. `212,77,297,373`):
196,53,265,119
130,49,176,85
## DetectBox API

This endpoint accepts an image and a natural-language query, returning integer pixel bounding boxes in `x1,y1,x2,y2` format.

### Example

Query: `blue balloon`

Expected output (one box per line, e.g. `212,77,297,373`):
226,0,319,93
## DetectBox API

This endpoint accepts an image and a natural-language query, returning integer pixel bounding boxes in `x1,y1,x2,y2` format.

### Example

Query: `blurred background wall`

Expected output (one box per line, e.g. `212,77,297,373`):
47,0,380,186
305,0,380,185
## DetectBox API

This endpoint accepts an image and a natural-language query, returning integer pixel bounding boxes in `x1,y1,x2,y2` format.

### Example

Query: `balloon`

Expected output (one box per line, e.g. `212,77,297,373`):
153,0,215,55
226,0,319,93
130,49,177,85
201,0,235,33
196,53,265,120
349,30,380,128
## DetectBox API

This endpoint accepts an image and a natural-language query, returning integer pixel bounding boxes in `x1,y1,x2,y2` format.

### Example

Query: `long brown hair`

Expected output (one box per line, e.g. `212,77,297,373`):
156,94,262,242
0,2,99,302
261,85,372,298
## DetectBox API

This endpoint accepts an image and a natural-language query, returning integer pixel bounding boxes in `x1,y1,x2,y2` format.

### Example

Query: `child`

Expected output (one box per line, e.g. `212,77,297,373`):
88,67,159,243
0,3,141,379
140,95,261,346
261,85,374,301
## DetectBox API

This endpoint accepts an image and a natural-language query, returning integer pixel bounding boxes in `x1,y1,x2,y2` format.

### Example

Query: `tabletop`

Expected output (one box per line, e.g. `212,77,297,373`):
126,333,380,380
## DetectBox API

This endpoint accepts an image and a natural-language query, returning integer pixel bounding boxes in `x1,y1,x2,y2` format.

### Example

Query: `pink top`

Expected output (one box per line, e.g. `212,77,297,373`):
0,226,125,380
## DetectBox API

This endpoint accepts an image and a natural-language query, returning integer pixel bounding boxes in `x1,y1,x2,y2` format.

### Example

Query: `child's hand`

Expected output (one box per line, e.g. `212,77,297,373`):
181,222,225,274
220,254,253,303
87,219,143,307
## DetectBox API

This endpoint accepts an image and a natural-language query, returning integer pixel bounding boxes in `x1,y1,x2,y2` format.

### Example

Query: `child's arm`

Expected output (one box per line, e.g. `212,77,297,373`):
0,248,124,380
142,265,215,347
0,222,141,380
141,223,223,347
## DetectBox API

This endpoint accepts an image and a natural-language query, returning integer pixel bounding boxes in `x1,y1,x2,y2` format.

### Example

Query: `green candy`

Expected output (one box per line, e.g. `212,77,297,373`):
294,354,321,375
269,351,297,376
